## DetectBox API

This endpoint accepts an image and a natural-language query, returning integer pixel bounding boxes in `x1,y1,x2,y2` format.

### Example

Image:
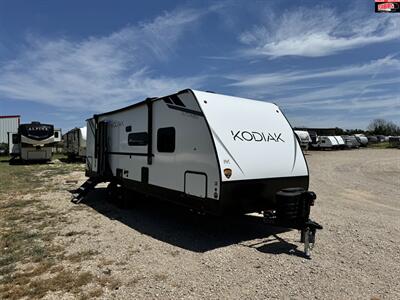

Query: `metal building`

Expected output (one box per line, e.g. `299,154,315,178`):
0,115,20,144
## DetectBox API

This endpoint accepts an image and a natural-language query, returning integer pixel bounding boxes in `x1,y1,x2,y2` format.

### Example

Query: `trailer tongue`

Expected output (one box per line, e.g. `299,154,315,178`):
263,188,322,258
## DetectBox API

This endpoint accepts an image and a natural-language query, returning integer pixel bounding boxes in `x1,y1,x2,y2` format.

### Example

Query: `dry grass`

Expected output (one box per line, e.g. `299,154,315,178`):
96,275,121,290
97,257,115,267
86,287,104,298
65,249,100,263
128,275,146,286
1,270,94,299
0,159,120,299
64,230,88,237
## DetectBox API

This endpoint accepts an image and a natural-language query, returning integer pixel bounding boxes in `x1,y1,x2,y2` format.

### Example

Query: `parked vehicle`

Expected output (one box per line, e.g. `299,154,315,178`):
376,135,386,142
333,136,345,149
367,136,379,143
74,89,322,257
294,130,312,151
312,136,338,149
307,130,318,144
342,135,360,149
8,122,61,162
354,134,368,147
388,136,400,148
63,127,87,160
0,143,7,155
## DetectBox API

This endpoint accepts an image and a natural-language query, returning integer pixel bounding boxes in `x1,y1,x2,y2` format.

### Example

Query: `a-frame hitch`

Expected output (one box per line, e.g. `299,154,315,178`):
264,188,323,258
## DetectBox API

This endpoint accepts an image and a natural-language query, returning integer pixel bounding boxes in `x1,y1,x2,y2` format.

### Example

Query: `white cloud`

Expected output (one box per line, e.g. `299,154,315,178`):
285,93,400,129
239,7,400,58
0,8,204,112
227,55,400,87
225,55,400,128
276,76,400,106
283,94,400,111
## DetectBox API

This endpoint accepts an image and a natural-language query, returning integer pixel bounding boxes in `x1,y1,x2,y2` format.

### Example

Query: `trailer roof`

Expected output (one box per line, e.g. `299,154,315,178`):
90,89,194,119
0,115,20,119
89,89,275,121
91,97,156,119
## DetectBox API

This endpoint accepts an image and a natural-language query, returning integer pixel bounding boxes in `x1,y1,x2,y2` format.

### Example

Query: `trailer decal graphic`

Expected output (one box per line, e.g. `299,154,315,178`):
108,120,124,128
231,131,285,142
211,128,245,175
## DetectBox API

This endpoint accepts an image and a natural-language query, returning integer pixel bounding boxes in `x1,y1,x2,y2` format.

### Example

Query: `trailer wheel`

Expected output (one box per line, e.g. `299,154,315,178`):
106,182,118,202
106,182,131,209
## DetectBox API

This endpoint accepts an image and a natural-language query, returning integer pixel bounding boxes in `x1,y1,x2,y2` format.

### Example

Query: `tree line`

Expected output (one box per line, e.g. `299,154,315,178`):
334,119,400,136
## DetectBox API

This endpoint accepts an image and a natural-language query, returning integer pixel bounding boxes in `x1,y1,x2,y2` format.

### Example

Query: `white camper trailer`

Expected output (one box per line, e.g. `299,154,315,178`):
54,128,62,143
313,136,338,149
354,134,368,147
342,135,360,149
63,127,87,160
333,136,345,149
294,130,312,150
9,122,58,162
77,89,322,257
8,132,20,155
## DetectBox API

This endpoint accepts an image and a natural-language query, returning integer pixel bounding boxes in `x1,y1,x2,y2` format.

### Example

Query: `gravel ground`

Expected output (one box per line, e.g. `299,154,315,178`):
41,149,400,299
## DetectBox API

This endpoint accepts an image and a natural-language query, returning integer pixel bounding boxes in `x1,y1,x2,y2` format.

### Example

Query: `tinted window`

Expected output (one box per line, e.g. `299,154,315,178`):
19,123,54,140
157,127,175,152
163,97,173,104
170,95,185,107
54,131,59,138
12,134,20,144
128,132,148,146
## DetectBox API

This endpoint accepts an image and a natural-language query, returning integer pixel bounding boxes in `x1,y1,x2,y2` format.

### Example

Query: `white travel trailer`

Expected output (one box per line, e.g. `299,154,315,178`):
313,136,339,149
342,135,360,149
63,127,87,160
294,130,312,150
333,136,345,149
8,122,59,162
8,132,20,155
78,89,322,257
354,134,368,146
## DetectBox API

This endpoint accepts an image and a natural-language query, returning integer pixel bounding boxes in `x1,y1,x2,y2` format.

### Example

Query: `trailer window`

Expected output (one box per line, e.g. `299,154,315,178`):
163,97,173,104
157,127,175,152
170,95,185,107
128,132,148,146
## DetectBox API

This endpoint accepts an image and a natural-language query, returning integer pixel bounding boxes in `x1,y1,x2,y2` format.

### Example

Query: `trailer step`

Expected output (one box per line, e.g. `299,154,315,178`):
71,178,101,204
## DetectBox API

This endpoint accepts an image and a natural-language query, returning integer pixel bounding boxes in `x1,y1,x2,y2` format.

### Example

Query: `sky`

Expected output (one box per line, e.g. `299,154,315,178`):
0,0,399,131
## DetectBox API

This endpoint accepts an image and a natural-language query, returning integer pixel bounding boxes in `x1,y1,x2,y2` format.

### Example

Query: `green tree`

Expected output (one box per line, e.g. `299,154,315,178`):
367,119,400,136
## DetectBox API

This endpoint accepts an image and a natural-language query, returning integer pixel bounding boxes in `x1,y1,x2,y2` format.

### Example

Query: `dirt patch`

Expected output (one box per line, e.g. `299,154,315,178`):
0,160,120,299
1,149,399,299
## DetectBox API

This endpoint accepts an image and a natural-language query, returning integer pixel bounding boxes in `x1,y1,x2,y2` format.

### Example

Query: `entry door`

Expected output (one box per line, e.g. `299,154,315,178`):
185,172,207,198
97,121,109,177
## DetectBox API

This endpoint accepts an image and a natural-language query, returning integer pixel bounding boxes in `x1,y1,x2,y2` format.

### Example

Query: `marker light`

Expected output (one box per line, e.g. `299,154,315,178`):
224,168,232,179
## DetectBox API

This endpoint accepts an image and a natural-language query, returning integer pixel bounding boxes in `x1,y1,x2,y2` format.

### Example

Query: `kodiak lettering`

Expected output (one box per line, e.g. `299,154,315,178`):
231,130,285,142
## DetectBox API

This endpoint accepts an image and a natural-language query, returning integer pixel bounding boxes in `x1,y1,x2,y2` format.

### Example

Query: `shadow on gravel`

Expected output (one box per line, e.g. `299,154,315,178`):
8,160,54,165
248,235,304,257
59,157,85,164
81,188,303,256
